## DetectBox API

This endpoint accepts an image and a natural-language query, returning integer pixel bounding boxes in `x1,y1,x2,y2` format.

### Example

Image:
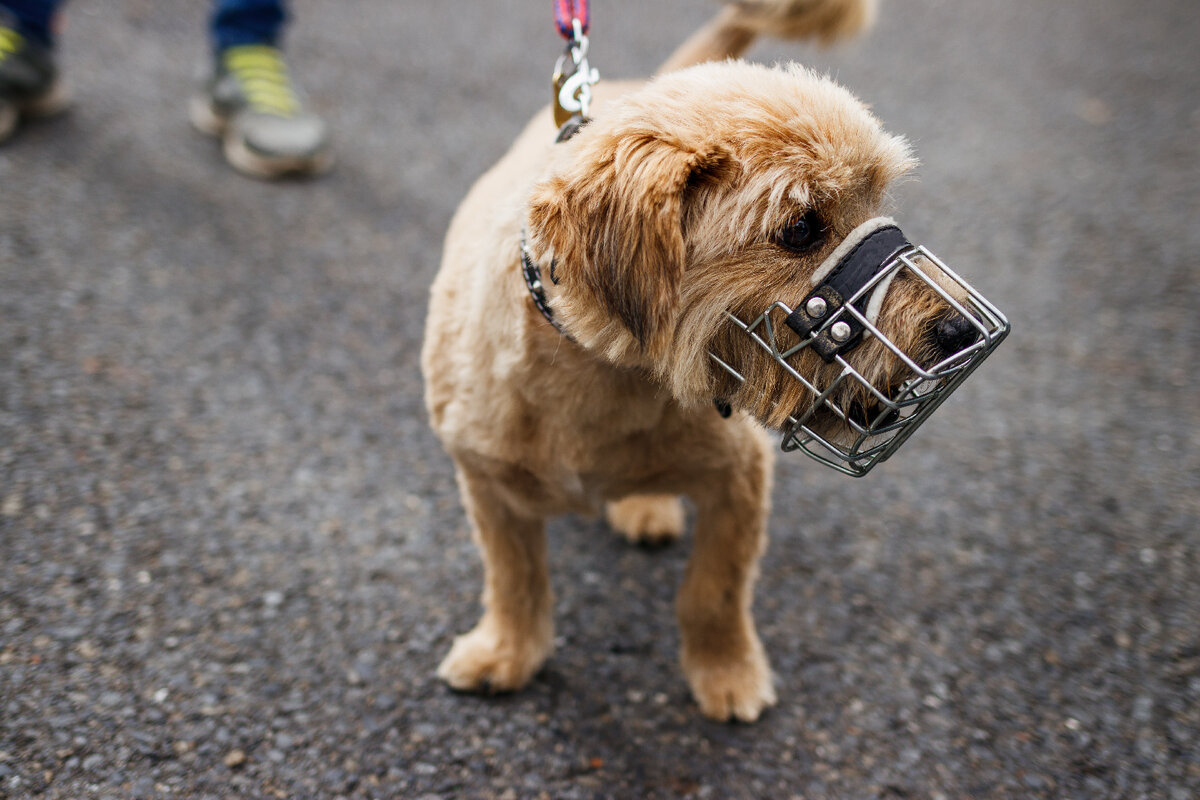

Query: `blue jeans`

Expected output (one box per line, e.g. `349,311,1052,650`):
1,0,289,51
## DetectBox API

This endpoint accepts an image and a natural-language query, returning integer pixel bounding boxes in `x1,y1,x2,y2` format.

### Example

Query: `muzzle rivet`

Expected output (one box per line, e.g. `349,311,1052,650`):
830,321,852,342
805,296,828,319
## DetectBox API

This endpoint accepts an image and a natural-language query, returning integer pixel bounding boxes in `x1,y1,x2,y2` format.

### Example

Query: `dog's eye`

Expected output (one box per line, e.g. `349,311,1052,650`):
777,212,825,253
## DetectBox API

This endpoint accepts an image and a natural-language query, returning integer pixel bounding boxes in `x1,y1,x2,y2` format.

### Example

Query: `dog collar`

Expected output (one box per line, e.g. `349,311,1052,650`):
785,219,910,363
519,232,571,338
521,231,734,420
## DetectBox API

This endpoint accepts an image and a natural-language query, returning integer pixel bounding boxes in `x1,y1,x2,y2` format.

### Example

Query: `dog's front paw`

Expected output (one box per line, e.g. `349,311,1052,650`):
437,624,550,693
606,494,685,546
682,647,777,722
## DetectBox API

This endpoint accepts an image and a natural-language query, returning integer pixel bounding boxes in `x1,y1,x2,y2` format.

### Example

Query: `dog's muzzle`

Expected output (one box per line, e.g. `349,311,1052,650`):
710,217,1010,477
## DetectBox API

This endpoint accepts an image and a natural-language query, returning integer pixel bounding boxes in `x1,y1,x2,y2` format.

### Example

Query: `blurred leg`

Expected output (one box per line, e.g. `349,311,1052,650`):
210,0,288,51
1,0,63,47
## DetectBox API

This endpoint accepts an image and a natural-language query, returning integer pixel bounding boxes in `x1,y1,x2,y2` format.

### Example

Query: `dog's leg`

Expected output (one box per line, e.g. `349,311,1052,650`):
437,465,553,693
676,441,776,722
605,494,685,546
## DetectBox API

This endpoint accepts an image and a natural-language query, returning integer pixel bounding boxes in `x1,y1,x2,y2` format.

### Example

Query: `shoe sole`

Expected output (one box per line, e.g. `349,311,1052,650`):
0,79,71,144
188,95,333,179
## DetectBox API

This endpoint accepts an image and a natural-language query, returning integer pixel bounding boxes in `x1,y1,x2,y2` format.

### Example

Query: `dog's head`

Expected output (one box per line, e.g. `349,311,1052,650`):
527,62,1007,473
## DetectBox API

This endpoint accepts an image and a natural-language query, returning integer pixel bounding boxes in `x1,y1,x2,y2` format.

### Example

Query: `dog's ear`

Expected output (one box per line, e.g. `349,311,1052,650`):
528,132,728,348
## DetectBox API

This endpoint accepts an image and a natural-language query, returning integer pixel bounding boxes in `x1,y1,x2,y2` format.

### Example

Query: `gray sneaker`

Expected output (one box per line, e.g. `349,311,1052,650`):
189,44,331,178
0,23,69,144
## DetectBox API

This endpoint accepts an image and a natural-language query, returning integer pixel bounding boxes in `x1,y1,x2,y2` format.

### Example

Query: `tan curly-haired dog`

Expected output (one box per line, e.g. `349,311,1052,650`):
423,0,956,722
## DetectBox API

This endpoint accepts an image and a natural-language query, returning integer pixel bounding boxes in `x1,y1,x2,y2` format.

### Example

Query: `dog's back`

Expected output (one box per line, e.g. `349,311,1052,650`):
658,0,875,73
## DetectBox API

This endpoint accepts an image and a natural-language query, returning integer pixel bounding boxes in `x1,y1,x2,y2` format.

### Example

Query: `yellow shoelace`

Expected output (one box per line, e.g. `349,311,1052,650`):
223,45,300,117
0,27,24,60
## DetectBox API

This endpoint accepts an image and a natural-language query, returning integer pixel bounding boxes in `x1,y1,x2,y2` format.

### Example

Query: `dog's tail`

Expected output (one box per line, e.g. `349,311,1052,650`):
656,0,877,74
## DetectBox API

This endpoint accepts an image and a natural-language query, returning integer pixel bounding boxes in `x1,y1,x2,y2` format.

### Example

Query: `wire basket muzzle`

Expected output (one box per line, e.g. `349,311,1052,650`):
709,243,1010,477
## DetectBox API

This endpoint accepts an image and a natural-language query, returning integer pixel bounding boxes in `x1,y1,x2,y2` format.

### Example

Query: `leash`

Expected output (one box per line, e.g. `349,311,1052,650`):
553,0,589,39
526,4,731,418
550,0,599,136
519,1,602,340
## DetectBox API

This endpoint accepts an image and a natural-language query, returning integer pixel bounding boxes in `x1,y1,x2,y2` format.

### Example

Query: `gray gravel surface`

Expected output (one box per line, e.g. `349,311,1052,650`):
2,0,1198,798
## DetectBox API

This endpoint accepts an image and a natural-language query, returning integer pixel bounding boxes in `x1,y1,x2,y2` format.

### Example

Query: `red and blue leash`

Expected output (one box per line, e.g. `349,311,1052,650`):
553,0,590,40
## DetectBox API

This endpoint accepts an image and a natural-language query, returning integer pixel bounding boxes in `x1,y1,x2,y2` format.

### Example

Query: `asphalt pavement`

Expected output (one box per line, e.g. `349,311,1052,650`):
2,0,1198,798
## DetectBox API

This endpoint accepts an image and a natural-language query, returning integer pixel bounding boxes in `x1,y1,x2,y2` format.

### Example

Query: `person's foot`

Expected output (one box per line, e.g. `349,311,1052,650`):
0,23,69,144
189,44,331,178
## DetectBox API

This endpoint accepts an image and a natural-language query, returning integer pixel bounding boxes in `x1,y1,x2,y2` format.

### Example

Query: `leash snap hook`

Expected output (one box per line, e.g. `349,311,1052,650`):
552,19,599,127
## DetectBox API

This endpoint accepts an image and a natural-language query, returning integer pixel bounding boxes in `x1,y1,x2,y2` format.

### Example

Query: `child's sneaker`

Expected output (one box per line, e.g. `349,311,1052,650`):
189,44,331,178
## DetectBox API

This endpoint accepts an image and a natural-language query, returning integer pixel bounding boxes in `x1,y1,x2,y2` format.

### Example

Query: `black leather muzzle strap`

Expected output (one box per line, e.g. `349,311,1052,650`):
785,225,911,362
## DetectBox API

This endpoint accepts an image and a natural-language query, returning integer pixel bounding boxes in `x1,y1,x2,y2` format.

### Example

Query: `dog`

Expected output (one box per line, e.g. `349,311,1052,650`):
422,0,986,722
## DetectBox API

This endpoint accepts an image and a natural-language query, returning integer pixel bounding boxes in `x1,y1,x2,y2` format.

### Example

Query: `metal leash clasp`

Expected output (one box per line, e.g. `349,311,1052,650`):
552,18,599,128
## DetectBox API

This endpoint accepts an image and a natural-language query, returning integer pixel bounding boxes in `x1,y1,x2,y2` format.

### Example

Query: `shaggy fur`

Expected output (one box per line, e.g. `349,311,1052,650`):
422,0,954,721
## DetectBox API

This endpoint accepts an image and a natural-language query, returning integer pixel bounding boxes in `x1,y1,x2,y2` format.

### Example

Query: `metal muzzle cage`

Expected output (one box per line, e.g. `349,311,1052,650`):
709,235,1010,477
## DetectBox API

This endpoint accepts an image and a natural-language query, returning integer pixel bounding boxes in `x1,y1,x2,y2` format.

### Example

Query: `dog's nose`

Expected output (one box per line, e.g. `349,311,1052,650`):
932,312,980,359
